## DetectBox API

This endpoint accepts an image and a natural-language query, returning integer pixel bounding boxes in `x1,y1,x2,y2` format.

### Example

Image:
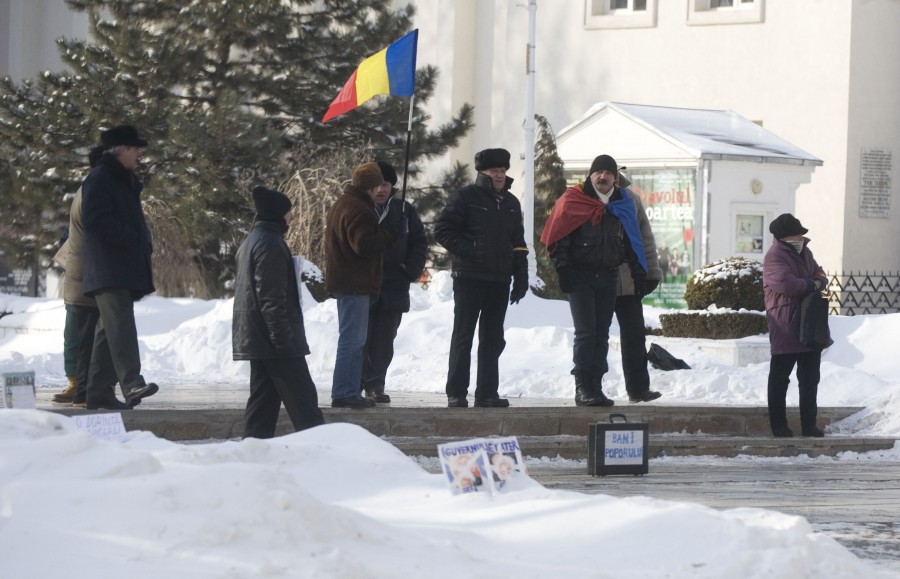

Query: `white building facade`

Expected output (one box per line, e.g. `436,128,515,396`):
3,0,897,279
409,0,900,278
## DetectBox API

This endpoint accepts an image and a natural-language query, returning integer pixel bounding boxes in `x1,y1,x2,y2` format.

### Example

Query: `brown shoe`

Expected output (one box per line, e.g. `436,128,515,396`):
52,377,77,404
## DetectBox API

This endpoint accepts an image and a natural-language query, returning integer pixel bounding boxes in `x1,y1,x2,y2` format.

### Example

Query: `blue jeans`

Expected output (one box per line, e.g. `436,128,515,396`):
331,294,371,401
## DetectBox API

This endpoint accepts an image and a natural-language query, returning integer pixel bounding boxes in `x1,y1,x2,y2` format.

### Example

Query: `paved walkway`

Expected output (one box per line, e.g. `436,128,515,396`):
528,459,900,575
35,384,579,410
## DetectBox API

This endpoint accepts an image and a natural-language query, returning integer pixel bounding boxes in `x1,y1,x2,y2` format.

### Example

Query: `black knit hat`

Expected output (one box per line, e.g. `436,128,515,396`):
589,154,618,175
376,160,398,186
769,213,808,239
351,162,384,191
252,185,292,221
474,148,511,171
100,125,148,148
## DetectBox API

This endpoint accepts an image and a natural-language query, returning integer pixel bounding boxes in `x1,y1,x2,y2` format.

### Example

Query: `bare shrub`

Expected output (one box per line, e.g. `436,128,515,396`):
143,197,217,298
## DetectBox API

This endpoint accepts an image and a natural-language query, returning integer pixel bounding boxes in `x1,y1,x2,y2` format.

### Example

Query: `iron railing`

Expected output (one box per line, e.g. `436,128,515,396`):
826,272,900,315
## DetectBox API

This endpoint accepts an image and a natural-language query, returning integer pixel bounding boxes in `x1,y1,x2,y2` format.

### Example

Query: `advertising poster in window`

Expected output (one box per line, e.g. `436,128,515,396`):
627,169,696,309
735,214,764,254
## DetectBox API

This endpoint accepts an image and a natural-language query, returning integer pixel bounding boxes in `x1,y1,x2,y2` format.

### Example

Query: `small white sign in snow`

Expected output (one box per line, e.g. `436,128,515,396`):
71,413,127,441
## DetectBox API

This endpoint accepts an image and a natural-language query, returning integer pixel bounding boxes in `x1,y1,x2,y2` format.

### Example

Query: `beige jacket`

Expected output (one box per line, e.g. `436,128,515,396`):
61,188,96,308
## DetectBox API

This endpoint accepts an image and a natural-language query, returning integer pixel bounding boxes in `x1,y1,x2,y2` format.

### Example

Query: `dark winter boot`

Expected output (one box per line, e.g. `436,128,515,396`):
575,375,614,407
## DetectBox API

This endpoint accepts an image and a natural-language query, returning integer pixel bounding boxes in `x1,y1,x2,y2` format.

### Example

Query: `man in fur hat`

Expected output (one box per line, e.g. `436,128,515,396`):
81,125,158,410
325,162,402,409
435,148,529,408
233,186,325,438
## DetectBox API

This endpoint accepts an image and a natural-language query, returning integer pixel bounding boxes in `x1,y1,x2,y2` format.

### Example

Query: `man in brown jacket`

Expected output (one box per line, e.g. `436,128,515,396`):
325,162,400,408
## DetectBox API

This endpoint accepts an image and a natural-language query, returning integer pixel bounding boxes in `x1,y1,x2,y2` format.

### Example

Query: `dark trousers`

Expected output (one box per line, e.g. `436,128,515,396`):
87,288,147,403
446,277,509,401
63,305,79,377
72,305,100,403
615,294,650,395
567,269,618,384
767,351,821,432
361,307,404,394
245,357,325,439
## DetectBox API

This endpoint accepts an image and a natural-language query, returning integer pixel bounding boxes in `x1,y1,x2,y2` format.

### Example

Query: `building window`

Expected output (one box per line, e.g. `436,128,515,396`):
687,0,764,26
584,0,657,30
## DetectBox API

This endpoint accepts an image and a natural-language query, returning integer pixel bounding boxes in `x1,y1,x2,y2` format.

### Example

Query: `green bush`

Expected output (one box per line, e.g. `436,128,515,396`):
659,311,768,339
684,257,764,311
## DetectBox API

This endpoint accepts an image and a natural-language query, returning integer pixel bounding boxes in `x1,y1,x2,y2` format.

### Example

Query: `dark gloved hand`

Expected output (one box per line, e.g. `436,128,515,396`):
642,279,659,296
510,272,528,305
632,275,647,298
557,268,576,294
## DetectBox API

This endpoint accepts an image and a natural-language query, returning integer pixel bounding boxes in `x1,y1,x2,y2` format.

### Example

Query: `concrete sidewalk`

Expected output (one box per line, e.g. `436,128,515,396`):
36,384,575,410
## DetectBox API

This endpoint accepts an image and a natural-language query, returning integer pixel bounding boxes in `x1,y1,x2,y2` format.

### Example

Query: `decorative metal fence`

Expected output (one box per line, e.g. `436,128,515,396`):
826,272,900,315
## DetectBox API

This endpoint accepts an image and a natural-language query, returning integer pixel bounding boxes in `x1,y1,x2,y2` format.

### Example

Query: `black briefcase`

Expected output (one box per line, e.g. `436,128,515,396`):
588,414,649,477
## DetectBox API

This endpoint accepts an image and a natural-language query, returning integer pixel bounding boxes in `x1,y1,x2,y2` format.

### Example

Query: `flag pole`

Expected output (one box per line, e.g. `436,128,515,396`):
401,93,415,204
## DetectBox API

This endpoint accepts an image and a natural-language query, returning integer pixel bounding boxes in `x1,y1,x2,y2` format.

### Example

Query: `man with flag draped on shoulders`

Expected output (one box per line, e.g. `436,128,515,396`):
540,154,647,407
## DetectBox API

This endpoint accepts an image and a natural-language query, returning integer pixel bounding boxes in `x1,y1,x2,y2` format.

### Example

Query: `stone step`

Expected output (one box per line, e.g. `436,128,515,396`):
50,405,865,443
387,435,898,459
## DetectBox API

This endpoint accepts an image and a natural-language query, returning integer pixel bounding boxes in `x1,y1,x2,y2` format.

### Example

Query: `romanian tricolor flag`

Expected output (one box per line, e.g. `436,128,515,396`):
322,29,418,123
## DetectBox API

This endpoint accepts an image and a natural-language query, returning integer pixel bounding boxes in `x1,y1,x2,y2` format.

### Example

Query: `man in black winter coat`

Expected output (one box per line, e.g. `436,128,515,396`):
81,125,158,410
232,186,324,439
435,148,529,408
359,161,428,403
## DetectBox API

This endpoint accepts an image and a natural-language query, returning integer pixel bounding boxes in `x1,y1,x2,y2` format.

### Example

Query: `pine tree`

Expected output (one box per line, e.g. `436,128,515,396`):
0,0,473,296
533,114,567,299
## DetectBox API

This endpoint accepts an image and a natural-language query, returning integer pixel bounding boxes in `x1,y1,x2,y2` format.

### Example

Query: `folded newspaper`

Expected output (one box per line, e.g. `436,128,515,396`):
437,436,529,495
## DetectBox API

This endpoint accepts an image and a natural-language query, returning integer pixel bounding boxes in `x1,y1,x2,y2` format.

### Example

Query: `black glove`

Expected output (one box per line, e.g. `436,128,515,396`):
632,275,647,298
557,268,576,294
643,279,659,296
510,272,528,305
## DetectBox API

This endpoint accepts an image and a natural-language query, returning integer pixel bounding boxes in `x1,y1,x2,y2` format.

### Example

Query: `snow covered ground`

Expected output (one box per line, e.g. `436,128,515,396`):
2,272,899,577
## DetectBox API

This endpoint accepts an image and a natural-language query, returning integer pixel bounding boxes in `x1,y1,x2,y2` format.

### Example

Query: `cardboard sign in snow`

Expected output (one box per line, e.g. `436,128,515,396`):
71,413,127,442
1,371,36,409
438,436,529,495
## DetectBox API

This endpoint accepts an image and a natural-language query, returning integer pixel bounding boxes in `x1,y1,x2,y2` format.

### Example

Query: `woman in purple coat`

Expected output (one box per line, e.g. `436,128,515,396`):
763,214,832,438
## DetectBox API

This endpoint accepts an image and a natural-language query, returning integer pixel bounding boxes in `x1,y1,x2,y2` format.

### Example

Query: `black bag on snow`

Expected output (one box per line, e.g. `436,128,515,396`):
647,343,691,371
799,291,831,350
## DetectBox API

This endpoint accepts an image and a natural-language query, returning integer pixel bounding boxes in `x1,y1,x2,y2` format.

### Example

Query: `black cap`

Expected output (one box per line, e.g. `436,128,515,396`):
769,213,808,239
474,148,511,171
376,160,398,186
589,154,618,175
100,125,148,148
252,186,292,221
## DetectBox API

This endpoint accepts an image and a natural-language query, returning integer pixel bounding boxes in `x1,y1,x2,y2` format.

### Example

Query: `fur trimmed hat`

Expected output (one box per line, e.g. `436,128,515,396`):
376,160,398,186
252,185,292,221
589,154,618,175
769,213,808,239
100,125,148,148
351,162,385,191
474,148,511,171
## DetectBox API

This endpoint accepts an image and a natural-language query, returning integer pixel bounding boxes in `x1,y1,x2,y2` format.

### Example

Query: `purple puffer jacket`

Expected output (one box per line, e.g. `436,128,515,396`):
763,238,832,355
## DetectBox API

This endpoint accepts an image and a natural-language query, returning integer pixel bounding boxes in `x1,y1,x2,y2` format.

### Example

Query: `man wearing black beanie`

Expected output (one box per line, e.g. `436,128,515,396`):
540,153,647,406
435,148,529,408
232,186,325,438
